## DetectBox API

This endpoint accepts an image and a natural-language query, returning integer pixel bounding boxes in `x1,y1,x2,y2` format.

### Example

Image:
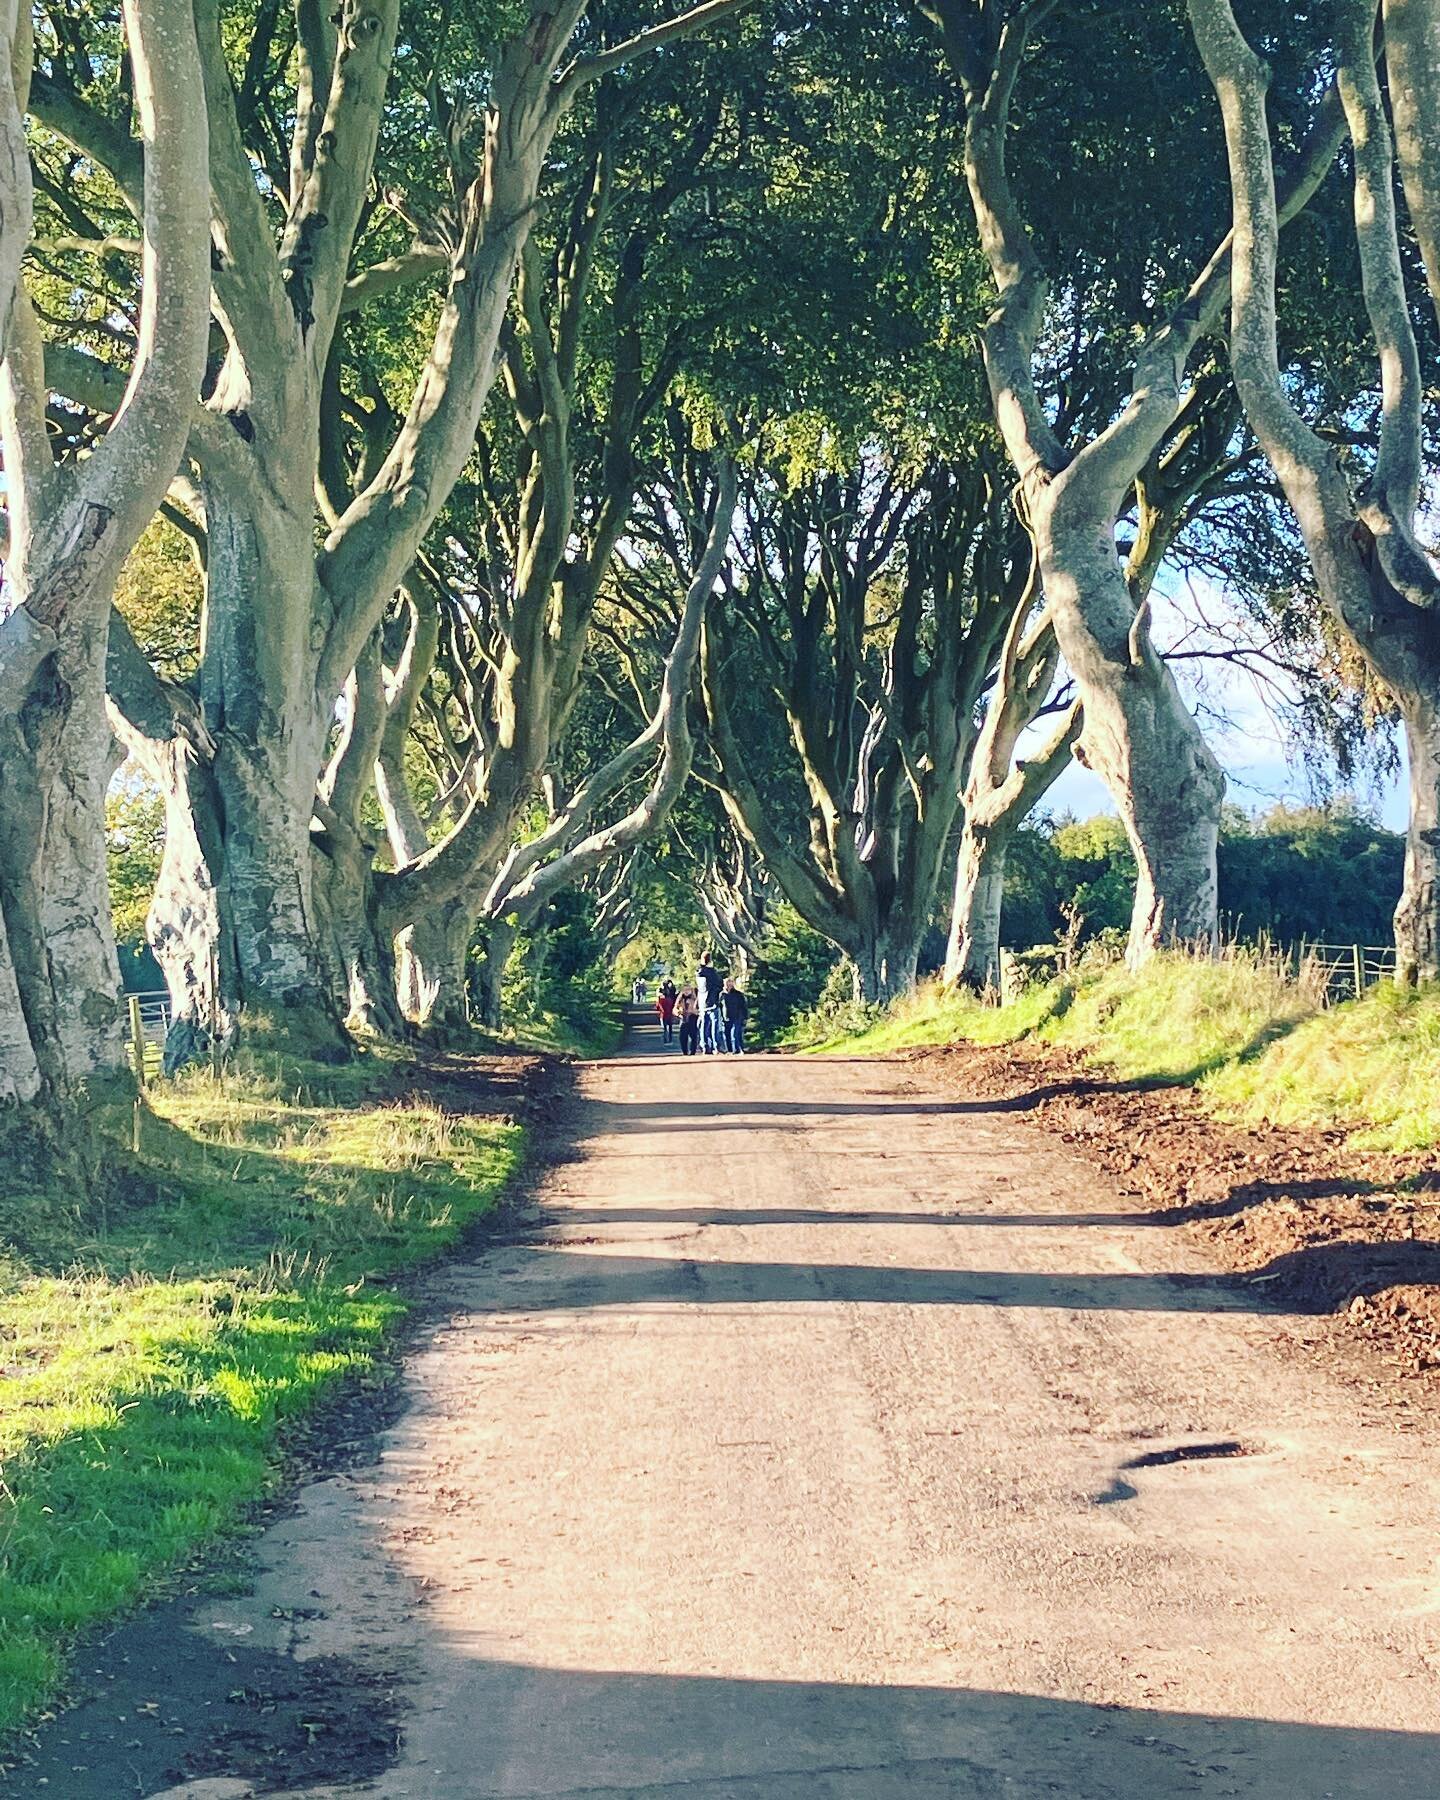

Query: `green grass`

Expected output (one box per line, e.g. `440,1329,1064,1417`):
795,979,1066,1055
0,1048,522,1738
1204,981,1440,1150
806,951,1440,1152
1046,948,1315,1082
509,1005,624,1060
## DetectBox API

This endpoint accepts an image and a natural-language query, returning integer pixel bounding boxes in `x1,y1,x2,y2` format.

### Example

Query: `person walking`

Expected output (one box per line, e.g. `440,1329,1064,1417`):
721,977,749,1055
676,986,700,1057
655,982,677,1044
696,953,725,1054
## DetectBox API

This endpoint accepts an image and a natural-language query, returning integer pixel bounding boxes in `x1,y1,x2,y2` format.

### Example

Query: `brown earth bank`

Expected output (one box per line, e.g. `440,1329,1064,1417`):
901,1037,1440,1389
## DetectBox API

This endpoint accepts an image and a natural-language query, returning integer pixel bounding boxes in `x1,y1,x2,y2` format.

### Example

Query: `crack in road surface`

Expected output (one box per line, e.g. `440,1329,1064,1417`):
18,1021,1440,1799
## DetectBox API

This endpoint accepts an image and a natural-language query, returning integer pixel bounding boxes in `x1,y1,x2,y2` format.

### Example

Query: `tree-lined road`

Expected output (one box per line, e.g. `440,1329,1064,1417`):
156,1023,1440,1796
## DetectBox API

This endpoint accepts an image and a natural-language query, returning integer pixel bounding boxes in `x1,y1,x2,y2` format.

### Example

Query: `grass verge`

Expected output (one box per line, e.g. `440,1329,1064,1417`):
1204,981,1440,1150
0,1046,523,1740
509,1005,624,1059
803,951,1440,1152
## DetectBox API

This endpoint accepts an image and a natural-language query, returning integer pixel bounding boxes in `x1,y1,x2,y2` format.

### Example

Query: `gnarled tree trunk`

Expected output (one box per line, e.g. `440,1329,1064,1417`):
850,915,928,1006
0,0,209,1101
926,0,1344,967
946,824,1009,991
1037,512,1224,958
394,901,476,1035
476,914,518,1031
1192,0,1440,982
1396,691,1440,984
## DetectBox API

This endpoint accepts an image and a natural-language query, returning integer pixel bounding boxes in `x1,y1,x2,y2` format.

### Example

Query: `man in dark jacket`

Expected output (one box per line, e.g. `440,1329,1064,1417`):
696,953,725,1054
721,978,749,1055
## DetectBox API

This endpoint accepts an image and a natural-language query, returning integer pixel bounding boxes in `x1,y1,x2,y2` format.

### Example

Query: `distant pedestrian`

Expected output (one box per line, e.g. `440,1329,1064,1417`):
631,976,647,1004
696,953,725,1054
655,984,677,1043
677,986,700,1056
721,978,749,1054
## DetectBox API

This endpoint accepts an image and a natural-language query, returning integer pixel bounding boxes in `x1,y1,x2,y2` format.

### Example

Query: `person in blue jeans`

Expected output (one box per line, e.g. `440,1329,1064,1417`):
721,979,749,1054
696,953,725,1054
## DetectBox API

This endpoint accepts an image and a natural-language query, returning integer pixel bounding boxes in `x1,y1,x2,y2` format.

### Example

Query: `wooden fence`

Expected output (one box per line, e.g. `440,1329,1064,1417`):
125,988,172,1084
1294,941,1398,1001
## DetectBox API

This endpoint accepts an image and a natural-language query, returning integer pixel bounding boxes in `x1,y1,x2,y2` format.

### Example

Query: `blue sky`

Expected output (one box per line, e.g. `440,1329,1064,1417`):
1035,575,1409,833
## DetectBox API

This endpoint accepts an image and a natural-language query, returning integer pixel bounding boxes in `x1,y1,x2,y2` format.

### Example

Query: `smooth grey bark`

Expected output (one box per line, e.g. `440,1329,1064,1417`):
0,0,210,1101
1383,0,1440,324
946,830,1008,991
311,633,409,1036
0,0,39,1102
394,904,476,1035
1191,0,1440,981
475,914,517,1032
45,0,750,1054
1396,690,1440,980
943,603,1082,988
847,923,931,1008
107,611,228,1066
0,0,29,352
925,1,1345,966
944,720,1081,990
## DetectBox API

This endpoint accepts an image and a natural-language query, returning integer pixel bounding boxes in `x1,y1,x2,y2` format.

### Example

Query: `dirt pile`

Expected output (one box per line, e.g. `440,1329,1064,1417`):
905,1038,1440,1383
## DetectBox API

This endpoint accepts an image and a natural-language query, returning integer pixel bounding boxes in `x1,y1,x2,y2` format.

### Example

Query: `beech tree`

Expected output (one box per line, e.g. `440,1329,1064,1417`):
702,455,1032,1002
355,70,738,1032
37,0,750,1056
474,455,739,970
1192,0,1440,981
942,611,1079,988
0,0,210,1105
919,0,1348,965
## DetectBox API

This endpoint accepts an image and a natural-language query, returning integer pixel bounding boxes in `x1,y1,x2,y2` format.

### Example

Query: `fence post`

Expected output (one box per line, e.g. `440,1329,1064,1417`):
127,993,147,1090
1352,943,1365,998
208,948,222,1079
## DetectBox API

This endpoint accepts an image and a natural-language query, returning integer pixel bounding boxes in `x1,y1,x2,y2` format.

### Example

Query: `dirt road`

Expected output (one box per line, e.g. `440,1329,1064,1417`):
26,1018,1440,1797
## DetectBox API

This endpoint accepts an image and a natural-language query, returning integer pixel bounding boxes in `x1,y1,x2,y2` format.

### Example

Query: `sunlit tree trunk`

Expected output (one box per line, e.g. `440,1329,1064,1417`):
925,0,1342,965
0,0,210,1100
1192,0,1440,981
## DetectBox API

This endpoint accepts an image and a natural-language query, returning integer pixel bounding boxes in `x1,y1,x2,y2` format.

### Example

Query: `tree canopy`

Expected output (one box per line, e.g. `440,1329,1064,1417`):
2,0,1437,1107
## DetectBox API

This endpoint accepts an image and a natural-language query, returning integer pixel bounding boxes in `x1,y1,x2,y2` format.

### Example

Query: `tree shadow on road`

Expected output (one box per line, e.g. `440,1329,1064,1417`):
23,1621,1439,1798
467,1240,1440,1318
377,1659,1440,1798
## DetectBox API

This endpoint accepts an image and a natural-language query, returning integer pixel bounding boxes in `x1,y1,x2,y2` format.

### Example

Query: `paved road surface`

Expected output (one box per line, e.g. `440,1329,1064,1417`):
142,1019,1440,1793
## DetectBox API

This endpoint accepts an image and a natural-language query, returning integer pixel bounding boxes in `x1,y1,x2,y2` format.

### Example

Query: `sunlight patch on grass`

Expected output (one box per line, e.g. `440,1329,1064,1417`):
1203,982,1440,1150
804,950,1438,1152
797,978,1063,1055
1047,948,1316,1083
0,1057,522,1738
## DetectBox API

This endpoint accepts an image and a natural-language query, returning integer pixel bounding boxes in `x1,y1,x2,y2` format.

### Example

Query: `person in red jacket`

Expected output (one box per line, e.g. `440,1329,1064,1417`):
655,980,677,1043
